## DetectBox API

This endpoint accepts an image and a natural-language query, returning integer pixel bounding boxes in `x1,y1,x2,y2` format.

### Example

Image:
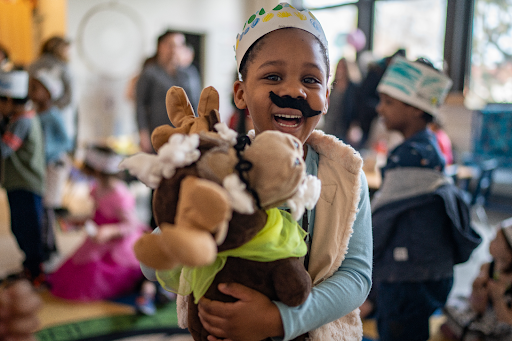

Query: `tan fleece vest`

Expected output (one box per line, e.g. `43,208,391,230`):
176,130,364,341
306,130,363,340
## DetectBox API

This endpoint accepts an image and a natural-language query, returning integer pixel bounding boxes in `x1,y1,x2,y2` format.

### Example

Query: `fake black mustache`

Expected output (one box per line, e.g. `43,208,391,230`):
269,91,322,118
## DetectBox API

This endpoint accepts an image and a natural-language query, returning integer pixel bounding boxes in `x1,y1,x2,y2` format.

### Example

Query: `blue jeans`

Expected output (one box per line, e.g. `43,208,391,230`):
7,189,44,278
376,278,453,341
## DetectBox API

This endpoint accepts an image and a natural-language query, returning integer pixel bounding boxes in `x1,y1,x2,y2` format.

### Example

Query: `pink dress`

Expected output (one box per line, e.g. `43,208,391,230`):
49,181,148,301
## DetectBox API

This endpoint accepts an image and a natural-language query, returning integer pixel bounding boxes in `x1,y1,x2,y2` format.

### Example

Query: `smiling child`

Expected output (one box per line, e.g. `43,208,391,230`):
194,3,373,341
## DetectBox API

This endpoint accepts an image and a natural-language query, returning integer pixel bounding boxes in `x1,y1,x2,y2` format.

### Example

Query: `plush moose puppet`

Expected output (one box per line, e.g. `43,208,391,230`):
120,86,321,341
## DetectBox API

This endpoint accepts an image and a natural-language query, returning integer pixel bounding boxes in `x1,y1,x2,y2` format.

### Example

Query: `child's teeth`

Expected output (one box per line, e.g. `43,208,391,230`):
277,121,299,128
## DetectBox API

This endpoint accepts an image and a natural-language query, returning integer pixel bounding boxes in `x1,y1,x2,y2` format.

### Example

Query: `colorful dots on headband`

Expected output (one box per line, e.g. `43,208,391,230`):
234,2,328,72
263,13,274,22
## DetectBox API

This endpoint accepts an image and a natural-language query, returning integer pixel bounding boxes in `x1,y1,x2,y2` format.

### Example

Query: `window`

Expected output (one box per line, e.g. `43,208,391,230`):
373,0,447,70
309,4,358,81
468,0,512,105
303,0,355,8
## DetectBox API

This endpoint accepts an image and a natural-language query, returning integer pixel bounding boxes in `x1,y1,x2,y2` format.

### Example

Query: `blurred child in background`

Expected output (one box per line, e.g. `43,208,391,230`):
28,36,75,146
48,145,148,301
0,70,46,287
369,57,481,341
28,68,73,266
442,218,512,340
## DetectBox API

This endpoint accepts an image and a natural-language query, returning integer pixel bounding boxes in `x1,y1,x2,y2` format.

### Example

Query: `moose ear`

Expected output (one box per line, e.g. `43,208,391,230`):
167,86,196,128
197,86,220,119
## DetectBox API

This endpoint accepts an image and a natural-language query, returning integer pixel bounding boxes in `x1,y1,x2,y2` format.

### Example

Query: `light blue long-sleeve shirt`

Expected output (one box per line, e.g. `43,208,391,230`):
274,145,373,341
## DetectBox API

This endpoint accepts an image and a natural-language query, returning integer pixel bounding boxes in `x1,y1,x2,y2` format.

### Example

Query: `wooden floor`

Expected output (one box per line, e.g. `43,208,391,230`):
1,181,508,340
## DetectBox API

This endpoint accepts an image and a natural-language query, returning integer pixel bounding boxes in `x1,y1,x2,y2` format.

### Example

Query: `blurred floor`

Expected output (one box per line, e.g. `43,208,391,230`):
0,176,511,339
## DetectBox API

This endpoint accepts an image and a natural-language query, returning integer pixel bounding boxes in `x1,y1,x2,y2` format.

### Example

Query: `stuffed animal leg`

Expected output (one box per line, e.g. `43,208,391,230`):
134,176,232,270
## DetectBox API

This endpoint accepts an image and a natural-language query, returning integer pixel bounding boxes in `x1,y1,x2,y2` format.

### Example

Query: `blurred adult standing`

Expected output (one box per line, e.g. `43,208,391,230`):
136,30,201,153
28,36,75,149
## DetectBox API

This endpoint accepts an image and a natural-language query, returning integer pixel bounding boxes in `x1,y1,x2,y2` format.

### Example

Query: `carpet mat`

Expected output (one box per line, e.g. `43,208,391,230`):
36,301,191,341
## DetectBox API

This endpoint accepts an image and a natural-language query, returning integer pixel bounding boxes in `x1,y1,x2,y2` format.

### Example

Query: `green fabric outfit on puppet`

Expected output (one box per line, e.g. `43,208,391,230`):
156,208,308,303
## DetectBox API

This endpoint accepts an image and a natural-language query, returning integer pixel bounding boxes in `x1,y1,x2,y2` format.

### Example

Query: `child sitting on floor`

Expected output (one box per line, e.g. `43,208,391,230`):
48,145,149,301
442,218,512,340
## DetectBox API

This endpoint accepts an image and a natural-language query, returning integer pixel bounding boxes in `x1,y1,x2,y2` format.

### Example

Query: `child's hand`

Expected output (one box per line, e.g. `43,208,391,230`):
470,277,490,314
93,225,121,244
0,279,42,341
198,283,284,341
488,279,512,324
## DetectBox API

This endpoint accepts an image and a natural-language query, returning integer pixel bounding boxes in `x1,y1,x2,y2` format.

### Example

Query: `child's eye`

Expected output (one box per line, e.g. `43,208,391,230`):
303,77,320,84
265,74,281,81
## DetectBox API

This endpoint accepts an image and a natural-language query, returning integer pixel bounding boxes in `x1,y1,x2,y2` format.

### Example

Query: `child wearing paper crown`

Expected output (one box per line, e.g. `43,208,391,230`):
0,69,47,287
369,57,482,341
48,145,149,301
441,217,512,340
28,68,73,265
193,3,373,340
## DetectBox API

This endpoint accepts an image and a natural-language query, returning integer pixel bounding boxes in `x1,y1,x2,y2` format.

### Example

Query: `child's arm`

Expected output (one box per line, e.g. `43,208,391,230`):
0,118,31,159
199,173,373,341
469,263,491,314
49,111,72,156
93,185,142,244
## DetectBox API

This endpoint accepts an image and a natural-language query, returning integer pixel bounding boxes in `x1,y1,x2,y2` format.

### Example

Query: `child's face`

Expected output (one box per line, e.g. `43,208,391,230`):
376,93,421,134
0,97,13,117
233,28,329,145
490,229,512,273
28,78,51,106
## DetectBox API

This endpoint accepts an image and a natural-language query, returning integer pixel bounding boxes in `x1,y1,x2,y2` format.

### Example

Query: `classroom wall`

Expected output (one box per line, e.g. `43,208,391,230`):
67,0,247,145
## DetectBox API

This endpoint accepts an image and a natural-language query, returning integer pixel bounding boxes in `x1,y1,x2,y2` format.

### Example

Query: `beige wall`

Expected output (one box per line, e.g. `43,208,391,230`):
440,93,474,157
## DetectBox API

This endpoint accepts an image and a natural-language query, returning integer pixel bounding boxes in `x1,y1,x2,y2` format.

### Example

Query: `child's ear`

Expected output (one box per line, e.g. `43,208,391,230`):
233,80,247,110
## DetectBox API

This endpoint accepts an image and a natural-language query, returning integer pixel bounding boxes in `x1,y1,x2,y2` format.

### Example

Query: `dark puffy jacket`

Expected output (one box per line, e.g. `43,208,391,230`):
372,175,481,283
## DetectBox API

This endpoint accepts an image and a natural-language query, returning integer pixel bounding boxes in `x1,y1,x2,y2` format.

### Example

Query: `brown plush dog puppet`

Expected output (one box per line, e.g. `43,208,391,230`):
120,86,321,341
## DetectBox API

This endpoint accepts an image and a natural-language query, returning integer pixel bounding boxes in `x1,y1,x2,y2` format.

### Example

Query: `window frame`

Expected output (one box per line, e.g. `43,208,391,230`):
303,0,475,93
